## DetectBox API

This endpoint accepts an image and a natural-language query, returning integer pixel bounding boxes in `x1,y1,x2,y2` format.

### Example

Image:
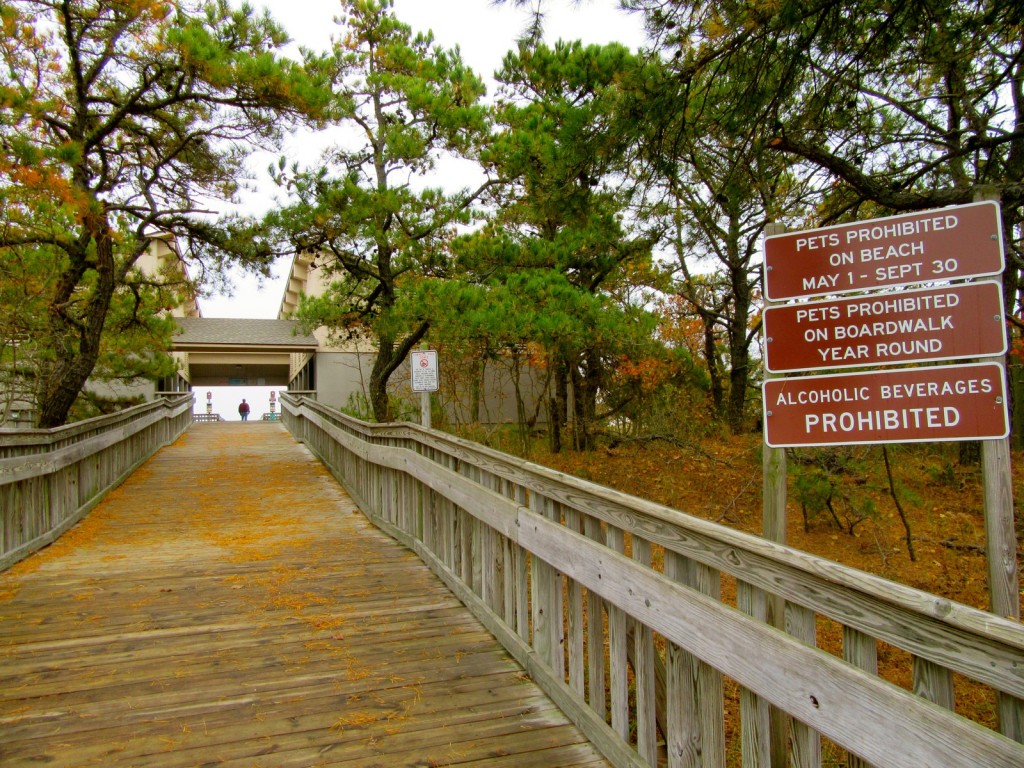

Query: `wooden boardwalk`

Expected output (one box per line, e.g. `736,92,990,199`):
0,423,610,768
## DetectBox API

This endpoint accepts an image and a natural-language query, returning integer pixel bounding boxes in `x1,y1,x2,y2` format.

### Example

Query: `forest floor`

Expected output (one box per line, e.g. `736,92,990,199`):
518,432,1024,617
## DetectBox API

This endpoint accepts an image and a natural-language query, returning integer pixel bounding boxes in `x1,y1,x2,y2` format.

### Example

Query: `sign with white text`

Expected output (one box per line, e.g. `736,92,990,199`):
763,201,1003,300
763,362,1008,447
763,281,1006,372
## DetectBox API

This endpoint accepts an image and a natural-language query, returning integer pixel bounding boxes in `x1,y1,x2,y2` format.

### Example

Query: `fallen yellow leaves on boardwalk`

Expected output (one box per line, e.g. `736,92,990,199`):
0,422,605,767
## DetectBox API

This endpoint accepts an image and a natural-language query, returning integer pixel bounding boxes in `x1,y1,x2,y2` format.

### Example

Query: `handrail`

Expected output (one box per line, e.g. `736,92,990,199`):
282,393,1024,768
0,395,193,570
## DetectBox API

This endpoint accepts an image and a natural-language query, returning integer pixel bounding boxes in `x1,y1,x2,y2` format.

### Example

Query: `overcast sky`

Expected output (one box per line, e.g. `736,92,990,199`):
200,0,647,320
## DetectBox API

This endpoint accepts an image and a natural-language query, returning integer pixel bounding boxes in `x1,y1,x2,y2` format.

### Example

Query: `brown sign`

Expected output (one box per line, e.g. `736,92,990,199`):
763,281,1006,373
764,201,1003,301
763,363,1008,447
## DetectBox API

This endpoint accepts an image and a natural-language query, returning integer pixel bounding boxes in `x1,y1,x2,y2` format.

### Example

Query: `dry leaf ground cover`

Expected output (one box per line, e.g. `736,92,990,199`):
0,423,609,768
529,434,1020,613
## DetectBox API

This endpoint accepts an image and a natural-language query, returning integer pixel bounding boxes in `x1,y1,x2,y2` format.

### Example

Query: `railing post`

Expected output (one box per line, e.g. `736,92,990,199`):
973,187,1023,743
1,396,191,570
632,537,657,767
529,493,563,674
605,525,630,743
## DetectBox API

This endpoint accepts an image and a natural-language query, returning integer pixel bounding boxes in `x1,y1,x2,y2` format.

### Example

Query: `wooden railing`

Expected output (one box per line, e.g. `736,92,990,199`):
193,413,225,422
282,393,1024,768
0,395,192,570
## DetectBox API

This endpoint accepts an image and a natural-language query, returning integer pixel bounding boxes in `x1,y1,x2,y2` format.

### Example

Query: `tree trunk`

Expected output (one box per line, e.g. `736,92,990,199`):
727,351,750,434
510,349,530,453
1011,358,1024,451
368,339,396,423
37,208,116,429
959,440,981,466
472,354,484,423
548,395,561,453
700,310,725,419
572,351,600,451
367,321,430,423
549,358,568,453
726,254,754,434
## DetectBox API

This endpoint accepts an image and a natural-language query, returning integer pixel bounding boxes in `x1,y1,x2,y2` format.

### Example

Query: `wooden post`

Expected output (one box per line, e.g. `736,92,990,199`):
418,344,432,430
983,437,1019,622
762,221,790,765
420,389,431,430
762,221,790,552
975,187,1023,743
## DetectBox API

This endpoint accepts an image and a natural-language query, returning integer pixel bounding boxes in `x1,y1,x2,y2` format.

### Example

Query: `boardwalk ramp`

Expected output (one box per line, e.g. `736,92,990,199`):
0,423,610,767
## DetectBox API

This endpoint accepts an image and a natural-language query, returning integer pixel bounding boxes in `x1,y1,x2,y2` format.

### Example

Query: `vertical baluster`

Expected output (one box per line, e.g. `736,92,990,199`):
632,536,657,767
843,626,878,768
665,549,699,768
787,603,821,768
606,525,630,741
479,469,495,607
502,535,515,626
530,493,562,674
583,514,607,720
512,487,528,643
913,656,955,711
565,507,585,698
738,580,770,768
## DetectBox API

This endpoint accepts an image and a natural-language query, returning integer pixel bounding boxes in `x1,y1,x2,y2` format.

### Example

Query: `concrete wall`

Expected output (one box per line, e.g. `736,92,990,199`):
312,351,377,413
303,349,548,426
84,378,156,405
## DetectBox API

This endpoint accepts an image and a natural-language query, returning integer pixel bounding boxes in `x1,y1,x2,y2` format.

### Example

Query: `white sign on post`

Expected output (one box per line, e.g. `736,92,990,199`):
410,350,439,392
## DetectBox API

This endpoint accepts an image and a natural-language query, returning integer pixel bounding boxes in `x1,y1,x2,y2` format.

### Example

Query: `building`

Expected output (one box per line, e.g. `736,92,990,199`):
0,234,545,428
275,252,547,426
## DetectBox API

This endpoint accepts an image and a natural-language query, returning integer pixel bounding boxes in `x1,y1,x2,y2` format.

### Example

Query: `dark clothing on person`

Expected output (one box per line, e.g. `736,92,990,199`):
239,400,250,421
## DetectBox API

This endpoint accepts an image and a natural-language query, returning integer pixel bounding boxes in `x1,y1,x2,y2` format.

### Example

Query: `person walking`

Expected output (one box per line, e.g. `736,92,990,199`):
238,399,250,421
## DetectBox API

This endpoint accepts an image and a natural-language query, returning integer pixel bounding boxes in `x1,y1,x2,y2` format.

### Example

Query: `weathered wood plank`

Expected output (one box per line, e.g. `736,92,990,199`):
665,549,727,768
913,655,956,710
606,525,631,743
363,404,1024,697
788,602,822,768
566,507,587,699
738,579,771,768
632,536,658,767
584,514,608,720
0,423,611,768
283,394,1024,768
529,493,561,674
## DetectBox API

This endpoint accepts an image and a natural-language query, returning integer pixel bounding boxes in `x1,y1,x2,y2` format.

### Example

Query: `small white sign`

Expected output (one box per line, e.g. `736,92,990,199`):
410,350,439,392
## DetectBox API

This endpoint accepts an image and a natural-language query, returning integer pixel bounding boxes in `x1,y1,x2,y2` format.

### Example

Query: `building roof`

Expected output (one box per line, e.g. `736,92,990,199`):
172,318,319,351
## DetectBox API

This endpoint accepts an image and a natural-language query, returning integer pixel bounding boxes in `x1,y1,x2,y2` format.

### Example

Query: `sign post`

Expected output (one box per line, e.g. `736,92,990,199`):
762,222,789,551
761,222,790,766
410,349,438,429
